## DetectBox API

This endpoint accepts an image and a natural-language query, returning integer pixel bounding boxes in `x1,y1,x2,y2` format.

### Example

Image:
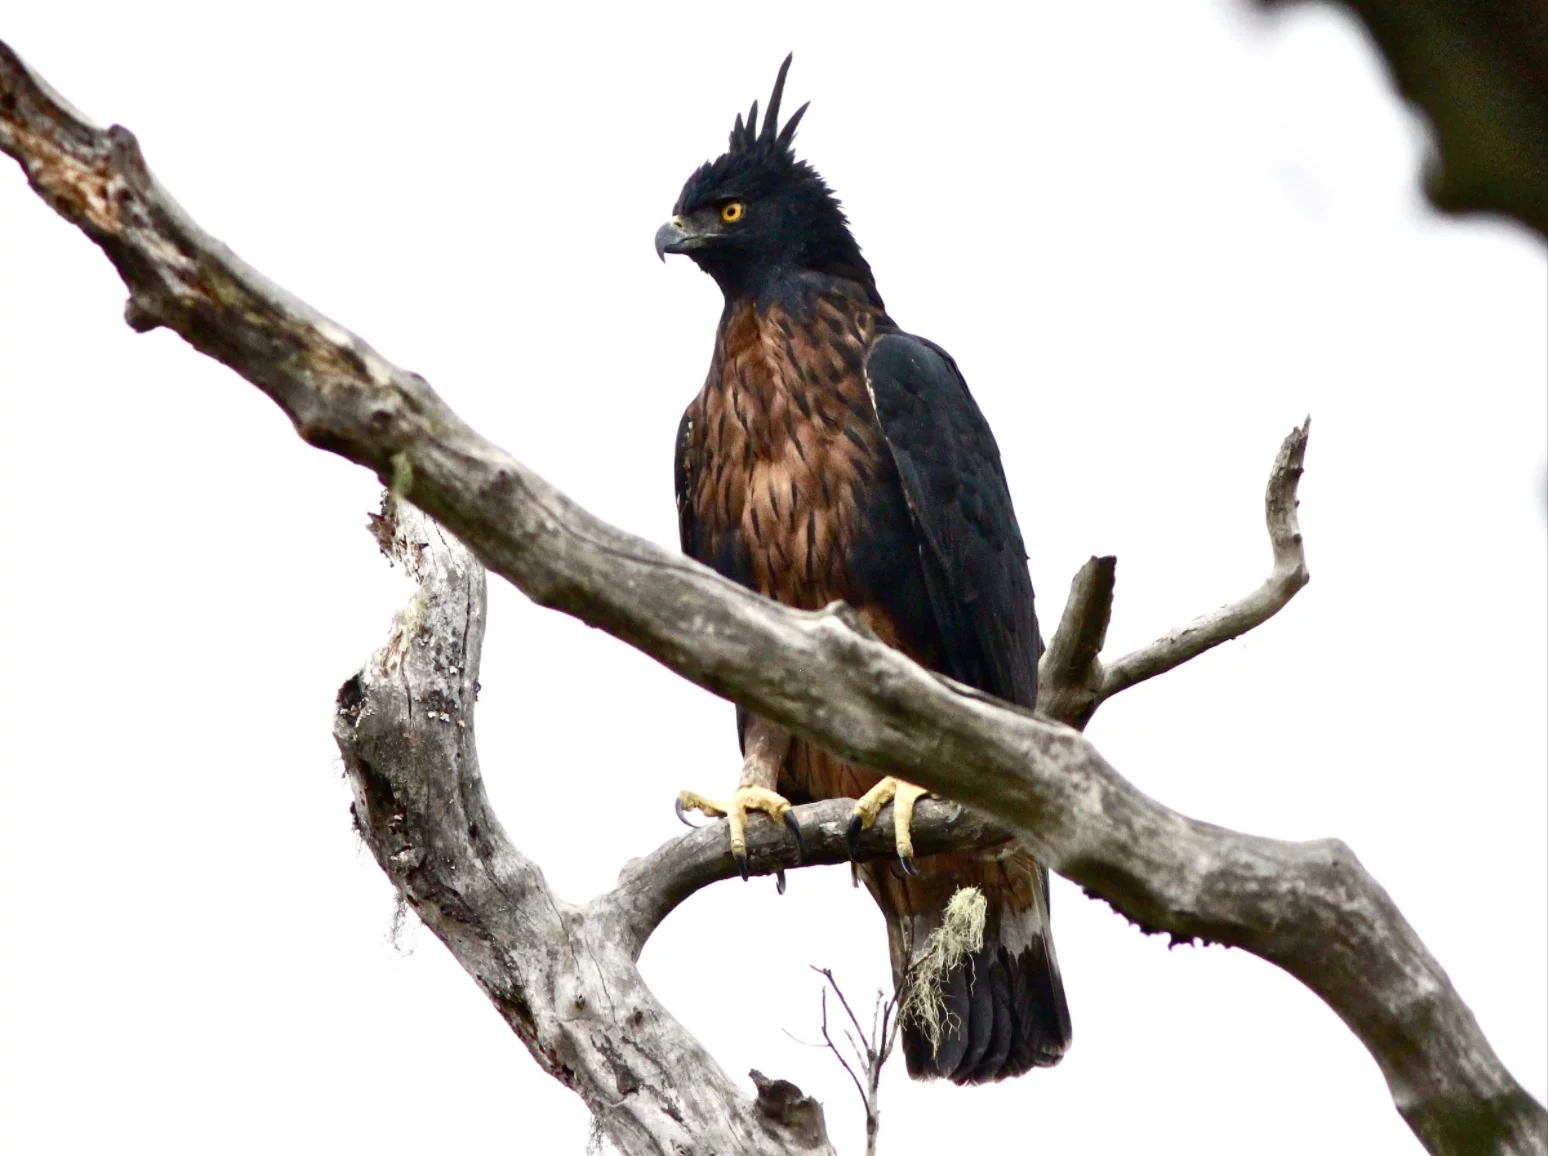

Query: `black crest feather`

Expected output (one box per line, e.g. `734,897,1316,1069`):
726,53,806,158
676,54,813,215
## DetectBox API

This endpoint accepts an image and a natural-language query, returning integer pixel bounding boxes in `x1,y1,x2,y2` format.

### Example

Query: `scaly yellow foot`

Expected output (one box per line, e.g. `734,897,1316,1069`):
847,778,930,876
677,786,803,882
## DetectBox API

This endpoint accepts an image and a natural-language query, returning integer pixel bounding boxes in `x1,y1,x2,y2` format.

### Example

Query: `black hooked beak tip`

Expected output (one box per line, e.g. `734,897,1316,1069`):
655,218,690,262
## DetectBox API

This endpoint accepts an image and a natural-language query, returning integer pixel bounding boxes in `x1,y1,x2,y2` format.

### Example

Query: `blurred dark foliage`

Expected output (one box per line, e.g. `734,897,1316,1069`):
1265,0,1548,240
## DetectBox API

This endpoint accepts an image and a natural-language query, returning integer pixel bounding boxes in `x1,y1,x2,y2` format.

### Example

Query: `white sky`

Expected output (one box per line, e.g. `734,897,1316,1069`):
1,3,1543,1154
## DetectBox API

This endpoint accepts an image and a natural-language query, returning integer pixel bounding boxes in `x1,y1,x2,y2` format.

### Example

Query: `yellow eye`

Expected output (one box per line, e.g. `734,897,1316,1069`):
720,201,744,223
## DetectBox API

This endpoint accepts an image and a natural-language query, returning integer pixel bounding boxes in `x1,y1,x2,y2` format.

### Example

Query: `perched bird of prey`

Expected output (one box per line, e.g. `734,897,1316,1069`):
656,57,1071,1083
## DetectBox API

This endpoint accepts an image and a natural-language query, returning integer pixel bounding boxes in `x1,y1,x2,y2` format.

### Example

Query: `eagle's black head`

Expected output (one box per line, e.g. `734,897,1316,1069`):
655,55,881,307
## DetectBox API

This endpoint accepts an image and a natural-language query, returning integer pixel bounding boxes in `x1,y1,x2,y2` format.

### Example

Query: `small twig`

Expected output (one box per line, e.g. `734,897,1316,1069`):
780,1028,828,1050
877,998,897,1068
817,986,867,1105
811,968,900,1156
822,966,872,1046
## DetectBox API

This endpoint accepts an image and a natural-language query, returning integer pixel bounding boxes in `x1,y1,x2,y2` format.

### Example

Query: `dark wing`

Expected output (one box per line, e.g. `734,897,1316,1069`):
864,332,1041,710
865,336,1068,1079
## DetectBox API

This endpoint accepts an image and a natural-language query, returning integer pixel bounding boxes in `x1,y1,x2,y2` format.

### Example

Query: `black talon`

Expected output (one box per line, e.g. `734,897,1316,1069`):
845,813,864,860
775,869,787,895
734,850,750,881
674,798,703,829
784,811,806,862
899,855,919,878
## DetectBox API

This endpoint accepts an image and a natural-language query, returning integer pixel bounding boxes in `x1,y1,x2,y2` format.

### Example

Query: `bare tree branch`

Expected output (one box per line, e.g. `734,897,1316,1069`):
601,795,1011,957
1103,420,1310,695
2,44,1542,1156
811,969,899,1156
348,499,991,1153
340,499,834,1156
1035,555,1116,729
1039,423,1311,731
817,986,867,1109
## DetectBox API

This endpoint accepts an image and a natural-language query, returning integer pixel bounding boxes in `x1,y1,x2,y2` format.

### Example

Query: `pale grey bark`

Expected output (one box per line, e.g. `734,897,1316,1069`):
2,41,1543,1156
341,501,835,1155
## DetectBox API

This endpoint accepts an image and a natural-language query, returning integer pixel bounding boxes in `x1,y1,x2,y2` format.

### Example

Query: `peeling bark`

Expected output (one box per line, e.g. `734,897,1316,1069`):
339,501,836,1155
1,42,1542,1156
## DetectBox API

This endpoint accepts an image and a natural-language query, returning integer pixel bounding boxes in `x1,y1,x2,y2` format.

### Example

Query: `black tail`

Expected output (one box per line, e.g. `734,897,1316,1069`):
900,928,1070,1083
866,852,1071,1084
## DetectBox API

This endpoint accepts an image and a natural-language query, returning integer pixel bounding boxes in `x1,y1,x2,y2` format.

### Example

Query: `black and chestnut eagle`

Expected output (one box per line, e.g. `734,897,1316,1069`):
656,57,1071,1084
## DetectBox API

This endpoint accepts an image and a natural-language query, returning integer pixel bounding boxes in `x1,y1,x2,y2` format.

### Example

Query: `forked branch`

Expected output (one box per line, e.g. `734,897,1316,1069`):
1039,422,1310,731
340,500,836,1155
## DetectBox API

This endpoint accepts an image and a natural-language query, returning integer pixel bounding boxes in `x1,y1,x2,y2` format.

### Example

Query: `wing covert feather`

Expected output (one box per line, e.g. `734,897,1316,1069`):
864,333,1041,709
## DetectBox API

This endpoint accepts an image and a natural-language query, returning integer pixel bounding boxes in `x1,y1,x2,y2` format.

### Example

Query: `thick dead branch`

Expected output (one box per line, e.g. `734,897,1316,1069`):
2,45,1542,1156
345,500,998,1153
339,500,834,1156
1039,423,1310,731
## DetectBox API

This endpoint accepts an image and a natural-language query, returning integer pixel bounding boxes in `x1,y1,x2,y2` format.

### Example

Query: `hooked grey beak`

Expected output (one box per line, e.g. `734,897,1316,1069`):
655,218,690,261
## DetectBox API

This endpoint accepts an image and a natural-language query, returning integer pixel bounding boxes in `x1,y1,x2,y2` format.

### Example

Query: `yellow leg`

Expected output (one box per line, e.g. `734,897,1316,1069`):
677,717,801,885
847,777,930,875
677,786,798,880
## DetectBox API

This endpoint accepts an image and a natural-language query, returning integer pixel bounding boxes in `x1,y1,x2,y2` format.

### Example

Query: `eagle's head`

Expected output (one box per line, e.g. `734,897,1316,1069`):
655,55,880,306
